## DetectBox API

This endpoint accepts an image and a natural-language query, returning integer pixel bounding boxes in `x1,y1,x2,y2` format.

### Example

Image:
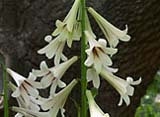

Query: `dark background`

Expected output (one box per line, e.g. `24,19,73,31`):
0,0,160,116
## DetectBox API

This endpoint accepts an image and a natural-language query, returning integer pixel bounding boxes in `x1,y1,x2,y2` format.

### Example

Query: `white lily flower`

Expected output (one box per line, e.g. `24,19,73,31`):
9,82,40,117
85,31,117,73
86,90,110,117
38,0,81,62
38,35,67,65
85,11,96,39
32,56,78,95
12,106,49,117
52,0,81,47
52,19,81,48
40,79,77,117
100,67,142,106
62,0,81,32
12,79,77,117
87,66,118,89
7,68,41,105
88,7,131,47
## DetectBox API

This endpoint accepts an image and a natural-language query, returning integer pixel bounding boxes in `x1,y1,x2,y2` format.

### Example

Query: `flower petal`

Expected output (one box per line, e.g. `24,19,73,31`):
86,90,110,117
40,74,54,88
12,88,21,97
23,82,39,98
127,77,142,85
44,35,52,43
61,54,68,61
57,80,66,88
28,73,37,81
103,47,118,56
38,38,59,59
87,68,100,88
7,68,26,86
85,53,94,67
98,38,107,47
94,56,102,74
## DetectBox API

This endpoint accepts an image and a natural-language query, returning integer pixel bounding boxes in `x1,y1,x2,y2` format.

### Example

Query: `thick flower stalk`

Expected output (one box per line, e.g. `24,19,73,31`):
38,0,81,65
12,79,78,117
32,56,78,95
100,67,142,106
88,7,131,47
86,90,110,117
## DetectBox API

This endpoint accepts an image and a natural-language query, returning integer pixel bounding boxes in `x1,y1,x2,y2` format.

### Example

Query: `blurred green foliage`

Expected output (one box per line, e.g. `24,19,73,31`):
135,72,160,117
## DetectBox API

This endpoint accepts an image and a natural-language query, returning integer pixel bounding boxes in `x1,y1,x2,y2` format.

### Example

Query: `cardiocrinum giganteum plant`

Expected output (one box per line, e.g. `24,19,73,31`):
5,0,142,117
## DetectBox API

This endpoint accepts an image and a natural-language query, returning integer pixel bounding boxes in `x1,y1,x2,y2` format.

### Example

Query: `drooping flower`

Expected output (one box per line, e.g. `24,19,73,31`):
52,0,82,46
9,82,40,117
86,90,110,117
7,68,41,105
88,7,131,47
38,35,67,65
85,11,96,39
87,67,118,89
38,0,81,63
100,67,142,106
40,79,77,115
61,0,81,33
32,56,78,96
13,79,78,117
52,16,81,48
12,106,49,117
85,31,117,74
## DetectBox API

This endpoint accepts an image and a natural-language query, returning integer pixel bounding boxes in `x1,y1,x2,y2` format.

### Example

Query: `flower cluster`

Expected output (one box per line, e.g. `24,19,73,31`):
37,0,82,65
7,56,78,117
5,0,142,117
6,0,82,116
85,7,141,107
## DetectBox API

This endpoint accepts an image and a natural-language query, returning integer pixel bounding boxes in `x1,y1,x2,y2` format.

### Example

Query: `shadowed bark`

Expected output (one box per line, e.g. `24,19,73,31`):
0,0,160,116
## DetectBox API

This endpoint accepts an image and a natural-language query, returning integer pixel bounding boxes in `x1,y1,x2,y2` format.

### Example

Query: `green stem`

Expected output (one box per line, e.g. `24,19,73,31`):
80,0,87,117
1,64,9,117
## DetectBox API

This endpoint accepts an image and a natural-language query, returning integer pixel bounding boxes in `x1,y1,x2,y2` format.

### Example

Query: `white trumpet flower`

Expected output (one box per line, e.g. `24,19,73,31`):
52,0,82,47
9,82,40,117
38,35,67,65
52,19,81,48
32,56,78,96
85,31,117,74
62,0,81,33
88,7,131,47
41,79,77,112
38,0,81,63
12,79,77,117
100,68,142,106
87,67,118,89
12,106,50,117
7,68,41,105
86,90,110,117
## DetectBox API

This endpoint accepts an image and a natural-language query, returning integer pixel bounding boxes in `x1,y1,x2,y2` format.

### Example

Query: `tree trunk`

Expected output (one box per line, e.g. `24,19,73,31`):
0,0,160,116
